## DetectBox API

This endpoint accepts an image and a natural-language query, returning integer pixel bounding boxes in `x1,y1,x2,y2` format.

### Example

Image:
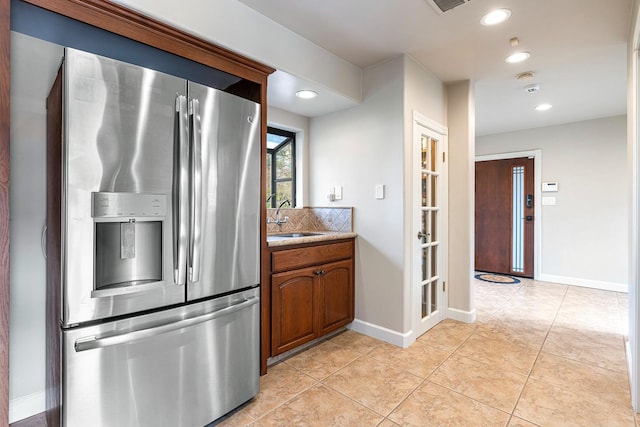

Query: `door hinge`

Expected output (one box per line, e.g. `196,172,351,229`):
442,152,446,162
442,281,446,292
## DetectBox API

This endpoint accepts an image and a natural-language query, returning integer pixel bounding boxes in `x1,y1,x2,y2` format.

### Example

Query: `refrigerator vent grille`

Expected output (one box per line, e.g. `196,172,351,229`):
425,0,467,14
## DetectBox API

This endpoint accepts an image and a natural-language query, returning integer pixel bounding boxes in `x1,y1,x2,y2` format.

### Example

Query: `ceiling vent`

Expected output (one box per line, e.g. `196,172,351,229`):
425,0,468,14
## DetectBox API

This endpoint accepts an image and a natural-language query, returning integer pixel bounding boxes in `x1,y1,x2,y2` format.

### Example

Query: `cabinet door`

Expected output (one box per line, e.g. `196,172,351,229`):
271,266,317,355
317,259,354,335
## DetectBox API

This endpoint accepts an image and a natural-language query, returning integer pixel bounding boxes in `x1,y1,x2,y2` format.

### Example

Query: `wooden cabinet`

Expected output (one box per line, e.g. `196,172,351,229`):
271,266,317,354
317,259,353,335
265,239,355,361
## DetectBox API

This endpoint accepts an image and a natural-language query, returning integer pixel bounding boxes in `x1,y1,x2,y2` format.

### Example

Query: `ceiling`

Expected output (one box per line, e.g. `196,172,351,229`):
238,0,632,136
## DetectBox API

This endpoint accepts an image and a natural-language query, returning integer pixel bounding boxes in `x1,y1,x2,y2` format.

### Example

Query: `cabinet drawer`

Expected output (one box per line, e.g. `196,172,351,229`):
272,241,352,273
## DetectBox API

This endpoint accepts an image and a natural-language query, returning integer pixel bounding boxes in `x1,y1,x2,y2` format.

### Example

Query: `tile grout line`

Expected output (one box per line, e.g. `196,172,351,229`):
249,343,368,425
377,326,480,423
507,281,569,426
281,342,393,422
244,282,631,426
423,323,531,425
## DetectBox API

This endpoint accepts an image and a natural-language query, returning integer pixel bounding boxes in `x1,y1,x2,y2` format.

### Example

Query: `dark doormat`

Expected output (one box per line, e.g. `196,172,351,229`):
475,272,521,284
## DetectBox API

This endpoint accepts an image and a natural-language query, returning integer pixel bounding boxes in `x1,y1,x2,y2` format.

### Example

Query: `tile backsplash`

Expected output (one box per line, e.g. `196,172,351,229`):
266,207,353,234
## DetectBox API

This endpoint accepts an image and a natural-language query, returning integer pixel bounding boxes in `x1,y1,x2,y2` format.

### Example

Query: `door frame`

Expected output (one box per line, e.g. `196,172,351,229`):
475,150,542,280
411,111,448,342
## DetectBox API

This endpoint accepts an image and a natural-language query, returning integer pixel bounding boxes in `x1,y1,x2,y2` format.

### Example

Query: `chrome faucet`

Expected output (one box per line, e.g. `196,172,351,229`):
268,199,290,229
265,194,276,206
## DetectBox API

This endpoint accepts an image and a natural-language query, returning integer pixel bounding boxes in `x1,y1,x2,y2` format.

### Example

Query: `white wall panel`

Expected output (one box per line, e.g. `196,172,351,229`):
477,115,628,287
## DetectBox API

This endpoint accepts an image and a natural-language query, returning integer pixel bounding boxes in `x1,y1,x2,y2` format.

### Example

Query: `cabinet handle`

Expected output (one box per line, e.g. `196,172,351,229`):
315,270,326,276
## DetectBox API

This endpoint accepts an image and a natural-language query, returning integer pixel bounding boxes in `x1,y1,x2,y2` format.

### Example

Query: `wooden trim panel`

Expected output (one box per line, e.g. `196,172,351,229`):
21,0,275,83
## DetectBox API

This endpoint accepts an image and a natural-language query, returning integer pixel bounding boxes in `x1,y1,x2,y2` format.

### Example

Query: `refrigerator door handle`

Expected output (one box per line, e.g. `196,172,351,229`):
74,296,259,352
189,98,202,283
174,95,189,286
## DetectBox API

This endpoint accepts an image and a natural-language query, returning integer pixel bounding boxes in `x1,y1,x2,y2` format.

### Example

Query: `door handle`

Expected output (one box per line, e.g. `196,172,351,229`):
75,296,259,352
417,231,430,240
174,95,189,286
189,98,202,283
41,225,47,259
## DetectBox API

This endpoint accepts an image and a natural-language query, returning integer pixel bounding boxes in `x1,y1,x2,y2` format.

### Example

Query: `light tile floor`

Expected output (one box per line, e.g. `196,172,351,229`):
214,277,635,426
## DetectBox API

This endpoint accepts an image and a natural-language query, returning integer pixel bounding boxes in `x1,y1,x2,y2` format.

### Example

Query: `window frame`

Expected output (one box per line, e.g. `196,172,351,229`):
266,126,296,208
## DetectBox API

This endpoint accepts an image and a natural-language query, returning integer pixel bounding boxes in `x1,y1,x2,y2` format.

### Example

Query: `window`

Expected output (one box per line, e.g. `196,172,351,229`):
266,127,296,208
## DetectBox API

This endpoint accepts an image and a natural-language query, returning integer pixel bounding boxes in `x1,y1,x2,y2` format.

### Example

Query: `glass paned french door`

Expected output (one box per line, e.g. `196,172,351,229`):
419,135,440,321
413,116,446,340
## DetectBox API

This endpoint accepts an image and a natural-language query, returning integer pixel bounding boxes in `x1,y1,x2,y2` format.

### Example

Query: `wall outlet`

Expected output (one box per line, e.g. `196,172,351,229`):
334,186,343,200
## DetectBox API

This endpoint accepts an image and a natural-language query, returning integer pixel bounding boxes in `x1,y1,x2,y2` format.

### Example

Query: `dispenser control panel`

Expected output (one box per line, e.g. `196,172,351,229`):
92,192,167,218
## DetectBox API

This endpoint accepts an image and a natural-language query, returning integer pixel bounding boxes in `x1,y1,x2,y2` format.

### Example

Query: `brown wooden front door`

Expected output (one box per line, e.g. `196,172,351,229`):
475,157,534,278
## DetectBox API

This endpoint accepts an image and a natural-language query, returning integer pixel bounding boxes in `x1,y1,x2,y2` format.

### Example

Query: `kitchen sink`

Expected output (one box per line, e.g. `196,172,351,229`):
266,232,324,241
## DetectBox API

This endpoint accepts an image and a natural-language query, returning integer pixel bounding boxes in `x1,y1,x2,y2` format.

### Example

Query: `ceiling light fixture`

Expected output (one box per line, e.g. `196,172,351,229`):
295,89,318,99
480,8,512,26
536,103,552,111
505,52,530,64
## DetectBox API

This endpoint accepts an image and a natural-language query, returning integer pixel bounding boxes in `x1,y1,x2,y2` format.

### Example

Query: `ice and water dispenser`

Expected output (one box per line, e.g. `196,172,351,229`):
92,192,167,295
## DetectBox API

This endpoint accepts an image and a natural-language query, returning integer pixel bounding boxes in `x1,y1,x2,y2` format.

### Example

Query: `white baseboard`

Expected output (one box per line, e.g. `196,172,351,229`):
446,307,476,323
9,391,45,423
349,319,414,348
538,273,628,293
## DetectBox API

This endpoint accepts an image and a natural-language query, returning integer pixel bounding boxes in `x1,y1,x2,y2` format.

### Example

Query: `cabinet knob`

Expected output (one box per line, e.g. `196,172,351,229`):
315,270,325,275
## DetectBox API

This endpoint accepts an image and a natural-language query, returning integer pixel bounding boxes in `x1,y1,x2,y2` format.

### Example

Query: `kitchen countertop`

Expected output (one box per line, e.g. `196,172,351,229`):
266,231,357,247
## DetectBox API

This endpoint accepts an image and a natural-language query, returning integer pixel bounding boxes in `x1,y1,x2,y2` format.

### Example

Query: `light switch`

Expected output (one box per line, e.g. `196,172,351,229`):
375,184,385,199
542,196,556,206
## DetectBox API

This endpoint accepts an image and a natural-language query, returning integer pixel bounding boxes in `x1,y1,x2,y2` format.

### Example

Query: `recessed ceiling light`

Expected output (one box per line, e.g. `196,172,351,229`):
480,8,512,26
536,103,552,111
505,52,531,64
295,90,318,99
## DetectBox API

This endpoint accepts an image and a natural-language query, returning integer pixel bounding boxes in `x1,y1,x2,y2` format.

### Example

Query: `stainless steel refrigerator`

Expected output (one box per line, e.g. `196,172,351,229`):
49,47,261,427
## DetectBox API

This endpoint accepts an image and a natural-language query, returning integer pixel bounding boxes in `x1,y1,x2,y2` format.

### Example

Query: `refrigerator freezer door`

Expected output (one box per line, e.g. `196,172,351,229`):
62,288,260,427
62,48,187,325
186,82,261,300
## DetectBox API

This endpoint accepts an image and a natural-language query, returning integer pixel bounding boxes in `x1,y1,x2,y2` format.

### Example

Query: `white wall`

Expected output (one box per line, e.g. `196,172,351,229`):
477,115,628,290
113,0,362,103
447,81,476,318
402,57,447,331
9,33,63,422
403,56,447,126
309,55,447,342
267,107,310,207
628,0,640,410
310,56,405,334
